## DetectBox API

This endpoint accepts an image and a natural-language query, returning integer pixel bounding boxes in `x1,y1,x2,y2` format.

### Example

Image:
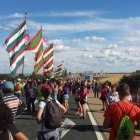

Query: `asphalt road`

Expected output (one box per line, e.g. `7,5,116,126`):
15,95,98,140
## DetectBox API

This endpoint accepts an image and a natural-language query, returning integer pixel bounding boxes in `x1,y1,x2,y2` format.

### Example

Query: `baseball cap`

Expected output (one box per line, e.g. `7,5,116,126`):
2,81,14,91
17,78,21,82
41,84,50,92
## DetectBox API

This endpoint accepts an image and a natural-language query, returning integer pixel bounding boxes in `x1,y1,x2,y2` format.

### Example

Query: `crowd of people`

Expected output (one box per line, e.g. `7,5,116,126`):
0,77,140,140
0,78,90,140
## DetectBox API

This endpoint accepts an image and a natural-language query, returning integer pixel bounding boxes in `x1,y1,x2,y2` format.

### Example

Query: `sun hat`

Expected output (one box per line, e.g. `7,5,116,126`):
2,81,14,91
17,78,21,82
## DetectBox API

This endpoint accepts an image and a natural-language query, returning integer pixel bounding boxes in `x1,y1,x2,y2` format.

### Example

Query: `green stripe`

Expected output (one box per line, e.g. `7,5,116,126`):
10,44,24,61
44,63,53,70
56,68,62,71
54,71,61,76
11,56,24,77
34,59,44,72
35,46,43,60
44,51,53,61
36,46,43,56
6,30,26,51
26,31,42,50
11,21,26,38
45,43,53,52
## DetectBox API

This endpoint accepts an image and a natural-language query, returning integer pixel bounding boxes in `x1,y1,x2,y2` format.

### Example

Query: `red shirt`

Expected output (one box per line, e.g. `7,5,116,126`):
78,88,89,100
104,101,140,140
101,87,108,98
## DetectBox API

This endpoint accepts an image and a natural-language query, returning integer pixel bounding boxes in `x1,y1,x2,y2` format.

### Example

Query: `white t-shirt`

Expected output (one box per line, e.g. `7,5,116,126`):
38,99,60,132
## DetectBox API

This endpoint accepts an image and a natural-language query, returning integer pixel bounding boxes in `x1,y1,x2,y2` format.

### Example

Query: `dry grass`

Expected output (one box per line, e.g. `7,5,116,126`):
99,74,130,85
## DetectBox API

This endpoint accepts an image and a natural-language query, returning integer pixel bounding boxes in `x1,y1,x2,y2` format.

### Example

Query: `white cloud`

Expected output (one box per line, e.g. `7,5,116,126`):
91,36,106,42
28,11,103,17
82,47,91,51
46,39,63,46
8,13,24,18
43,39,70,52
55,45,70,51
81,53,93,59
72,39,81,43
84,37,90,41
84,36,106,42
126,48,134,52
131,30,140,36
106,43,118,49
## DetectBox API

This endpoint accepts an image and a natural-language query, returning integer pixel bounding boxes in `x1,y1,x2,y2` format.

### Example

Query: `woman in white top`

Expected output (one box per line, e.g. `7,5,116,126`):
36,84,66,140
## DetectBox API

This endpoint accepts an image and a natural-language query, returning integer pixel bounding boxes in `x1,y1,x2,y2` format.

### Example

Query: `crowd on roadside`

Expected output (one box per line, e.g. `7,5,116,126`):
1,77,140,140
0,78,90,140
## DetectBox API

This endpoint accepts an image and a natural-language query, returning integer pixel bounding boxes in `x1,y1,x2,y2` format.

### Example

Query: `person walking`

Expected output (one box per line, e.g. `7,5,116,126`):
36,84,66,140
63,83,70,113
94,82,100,98
100,83,109,111
77,83,89,119
28,82,36,114
14,78,24,100
103,83,140,140
74,82,83,116
106,85,119,105
2,81,28,140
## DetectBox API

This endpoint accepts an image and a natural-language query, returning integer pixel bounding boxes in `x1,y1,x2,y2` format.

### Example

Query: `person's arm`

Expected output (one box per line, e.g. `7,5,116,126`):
36,107,43,124
13,132,29,140
16,103,26,116
103,118,112,129
135,121,140,130
58,103,67,114
21,87,24,96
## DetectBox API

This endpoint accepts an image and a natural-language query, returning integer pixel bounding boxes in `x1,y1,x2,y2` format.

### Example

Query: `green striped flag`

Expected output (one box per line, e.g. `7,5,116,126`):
25,28,44,75
5,20,26,78
43,43,53,75
54,63,63,76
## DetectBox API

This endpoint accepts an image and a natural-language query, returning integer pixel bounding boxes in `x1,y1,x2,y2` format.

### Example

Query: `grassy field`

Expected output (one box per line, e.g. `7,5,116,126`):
99,73,130,85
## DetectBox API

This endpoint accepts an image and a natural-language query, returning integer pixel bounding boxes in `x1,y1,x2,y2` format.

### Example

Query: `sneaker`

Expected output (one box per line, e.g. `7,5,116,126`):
101,108,105,111
75,112,79,115
80,116,86,119
79,113,83,116
83,116,86,119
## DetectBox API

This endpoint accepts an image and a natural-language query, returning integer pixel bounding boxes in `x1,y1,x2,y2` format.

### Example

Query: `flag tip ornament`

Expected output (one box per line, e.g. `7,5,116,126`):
24,12,28,19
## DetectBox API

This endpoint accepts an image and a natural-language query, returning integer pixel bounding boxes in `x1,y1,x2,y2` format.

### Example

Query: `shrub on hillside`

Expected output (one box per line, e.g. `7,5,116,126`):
119,71,140,94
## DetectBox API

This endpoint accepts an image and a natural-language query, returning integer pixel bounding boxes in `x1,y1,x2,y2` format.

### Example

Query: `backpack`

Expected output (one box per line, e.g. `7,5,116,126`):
113,102,134,140
43,100,61,129
14,83,20,91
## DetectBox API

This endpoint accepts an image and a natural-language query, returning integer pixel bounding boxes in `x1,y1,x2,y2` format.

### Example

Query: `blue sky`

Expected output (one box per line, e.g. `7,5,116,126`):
0,0,140,74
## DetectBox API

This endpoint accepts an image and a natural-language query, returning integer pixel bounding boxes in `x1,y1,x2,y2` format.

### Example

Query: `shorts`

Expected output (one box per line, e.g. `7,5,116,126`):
80,99,86,105
100,97,106,101
10,123,20,136
63,94,69,100
75,98,80,102
38,129,59,140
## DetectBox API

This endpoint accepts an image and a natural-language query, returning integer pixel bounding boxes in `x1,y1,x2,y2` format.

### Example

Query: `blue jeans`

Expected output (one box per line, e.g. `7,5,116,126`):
14,93,22,100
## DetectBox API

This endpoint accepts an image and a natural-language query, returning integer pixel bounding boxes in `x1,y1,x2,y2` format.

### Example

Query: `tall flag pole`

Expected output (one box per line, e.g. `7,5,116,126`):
43,43,53,75
25,28,44,75
54,62,63,76
22,12,28,76
4,20,26,78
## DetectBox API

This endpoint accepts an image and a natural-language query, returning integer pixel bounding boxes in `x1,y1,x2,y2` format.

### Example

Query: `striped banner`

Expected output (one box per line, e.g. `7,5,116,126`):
54,63,63,76
25,28,44,75
100,70,104,76
5,20,26,78
43,43,53,75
